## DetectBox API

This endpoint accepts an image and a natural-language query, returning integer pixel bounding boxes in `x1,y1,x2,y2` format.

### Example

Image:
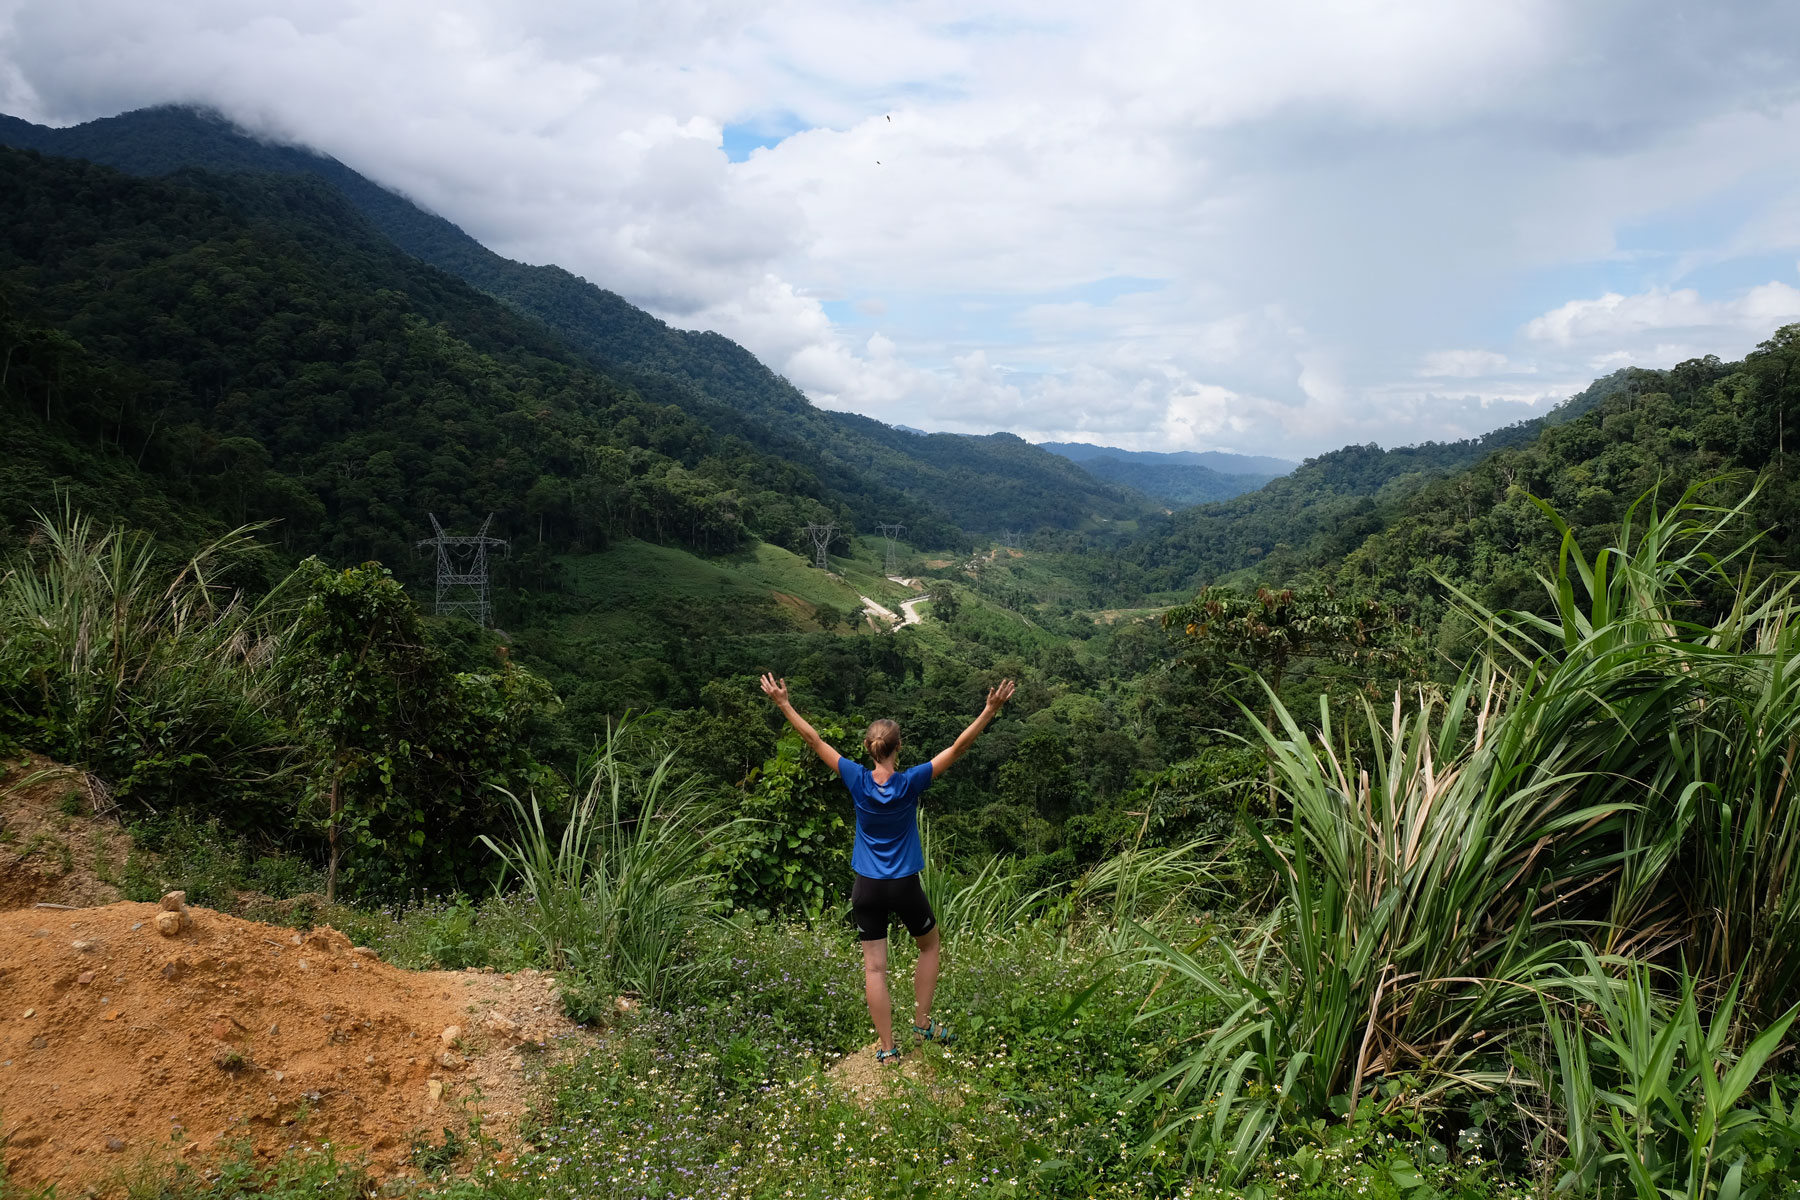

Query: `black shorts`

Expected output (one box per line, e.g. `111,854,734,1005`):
850,872,936,942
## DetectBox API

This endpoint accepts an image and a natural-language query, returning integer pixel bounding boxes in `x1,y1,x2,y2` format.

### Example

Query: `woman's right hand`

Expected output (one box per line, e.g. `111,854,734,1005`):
760,673,790,707
985,678,1016,713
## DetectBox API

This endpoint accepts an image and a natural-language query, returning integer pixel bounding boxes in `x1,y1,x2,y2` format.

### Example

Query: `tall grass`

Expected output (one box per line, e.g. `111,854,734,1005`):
920,814,1221,944
1465,486,1800,1016
481,725,746,1004
1533,947,1800,1198
0,503,292,804
1129,671,1603,1178
1129,486,1800,1180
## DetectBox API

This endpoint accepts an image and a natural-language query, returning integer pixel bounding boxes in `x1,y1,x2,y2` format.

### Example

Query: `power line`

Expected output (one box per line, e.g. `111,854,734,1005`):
803,522,836,571
417,513,508,627
877,523,906,575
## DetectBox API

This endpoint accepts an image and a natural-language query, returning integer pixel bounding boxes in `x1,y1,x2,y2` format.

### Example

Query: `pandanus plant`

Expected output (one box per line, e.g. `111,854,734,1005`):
1131,483,1800,1181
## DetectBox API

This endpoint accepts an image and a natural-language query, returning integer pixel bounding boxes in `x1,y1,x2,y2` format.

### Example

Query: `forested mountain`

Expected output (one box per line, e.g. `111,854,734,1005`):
1122,370,1628,590
0,146,856,566
1324,344,1800,624
0,106,1144,537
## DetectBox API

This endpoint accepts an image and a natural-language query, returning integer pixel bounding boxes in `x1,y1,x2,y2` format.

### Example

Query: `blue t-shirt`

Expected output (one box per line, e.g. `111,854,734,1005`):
838,758,933,878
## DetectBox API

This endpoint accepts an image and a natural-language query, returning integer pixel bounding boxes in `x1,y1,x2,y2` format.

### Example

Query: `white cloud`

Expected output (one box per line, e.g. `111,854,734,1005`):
1523,282,1800,354
1418,349,1524,378
6,1,1800,456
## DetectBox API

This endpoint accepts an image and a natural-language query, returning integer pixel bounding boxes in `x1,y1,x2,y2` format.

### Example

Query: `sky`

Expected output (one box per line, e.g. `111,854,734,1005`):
4,1,1800,459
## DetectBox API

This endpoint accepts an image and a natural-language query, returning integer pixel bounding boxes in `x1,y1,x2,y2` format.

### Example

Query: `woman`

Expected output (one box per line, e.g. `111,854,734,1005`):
760,672,1016,1063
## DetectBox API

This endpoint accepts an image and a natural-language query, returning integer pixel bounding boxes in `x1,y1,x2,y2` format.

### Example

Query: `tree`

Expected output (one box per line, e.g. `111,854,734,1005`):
282,559,556,901
1162,584,1419,742
729,723,852,918
929,581,961,624
1748,323,1800,460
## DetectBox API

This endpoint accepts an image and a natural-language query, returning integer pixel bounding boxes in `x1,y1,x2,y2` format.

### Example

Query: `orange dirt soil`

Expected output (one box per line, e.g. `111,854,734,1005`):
0,901,593,1194
0,755,128,912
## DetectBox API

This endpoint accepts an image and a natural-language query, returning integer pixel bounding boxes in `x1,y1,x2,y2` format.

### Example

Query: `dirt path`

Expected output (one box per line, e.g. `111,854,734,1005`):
860,589,928,629
857,596,900,625
0,902,594,1194
825,1040,960,1109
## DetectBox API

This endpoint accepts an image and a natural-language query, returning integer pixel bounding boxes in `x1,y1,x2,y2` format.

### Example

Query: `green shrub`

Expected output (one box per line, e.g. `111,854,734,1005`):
122,814,323,911
726,724,851,919
323,893,537,972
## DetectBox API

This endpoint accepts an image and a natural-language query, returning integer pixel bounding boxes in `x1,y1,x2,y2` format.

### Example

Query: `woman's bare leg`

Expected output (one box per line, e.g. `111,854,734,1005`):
912,927,941,1028
861,936,895,1051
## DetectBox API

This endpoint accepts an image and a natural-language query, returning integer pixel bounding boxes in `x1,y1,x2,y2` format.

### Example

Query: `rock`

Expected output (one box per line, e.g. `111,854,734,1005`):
351,946,378,960
71,939,94,952
439,1024,461,1047
436,1050,464,1069
105,1137,125,1152
364,1055,375,1066
77,970,95,985
427,1079,444,1102
615,996,635,1013
268,1024,280,1036
22,1008,34,1018
29,1036,47,1050
271,1070,285,1083
296,958,310,971
507,1055,525,1071
209,1020,233,1041
482,1012,520,1037
159,891,188,912
301,926,352,955
154,912,184,938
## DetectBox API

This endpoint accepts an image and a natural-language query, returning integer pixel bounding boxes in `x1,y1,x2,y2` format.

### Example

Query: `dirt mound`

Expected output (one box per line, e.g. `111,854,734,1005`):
0,901,592,1194
825,1040,959,1109
0,755,128,911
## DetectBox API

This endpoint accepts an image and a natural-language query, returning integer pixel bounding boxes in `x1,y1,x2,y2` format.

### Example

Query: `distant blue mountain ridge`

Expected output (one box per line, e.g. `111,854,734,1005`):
1039,442,1297,476
1037,442,1295,508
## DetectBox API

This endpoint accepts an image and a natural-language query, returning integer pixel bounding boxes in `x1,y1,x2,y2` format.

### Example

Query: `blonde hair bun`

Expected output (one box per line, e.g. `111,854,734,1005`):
863,718,901,761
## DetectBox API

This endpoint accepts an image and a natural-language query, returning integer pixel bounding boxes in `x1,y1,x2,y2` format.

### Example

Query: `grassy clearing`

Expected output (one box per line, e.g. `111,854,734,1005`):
555,538,921,641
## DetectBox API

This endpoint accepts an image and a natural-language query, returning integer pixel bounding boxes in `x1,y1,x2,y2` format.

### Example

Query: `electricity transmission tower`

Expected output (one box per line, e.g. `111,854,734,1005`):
418,513,508,627
803,522,836,570
877,523,906,575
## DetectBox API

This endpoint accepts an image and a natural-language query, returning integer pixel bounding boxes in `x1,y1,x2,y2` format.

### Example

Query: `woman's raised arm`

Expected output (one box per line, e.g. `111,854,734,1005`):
930,679,1015,780
761,673,844,772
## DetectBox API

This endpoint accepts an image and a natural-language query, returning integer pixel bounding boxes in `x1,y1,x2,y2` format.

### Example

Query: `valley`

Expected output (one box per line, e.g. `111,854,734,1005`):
5,104,1800,1200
